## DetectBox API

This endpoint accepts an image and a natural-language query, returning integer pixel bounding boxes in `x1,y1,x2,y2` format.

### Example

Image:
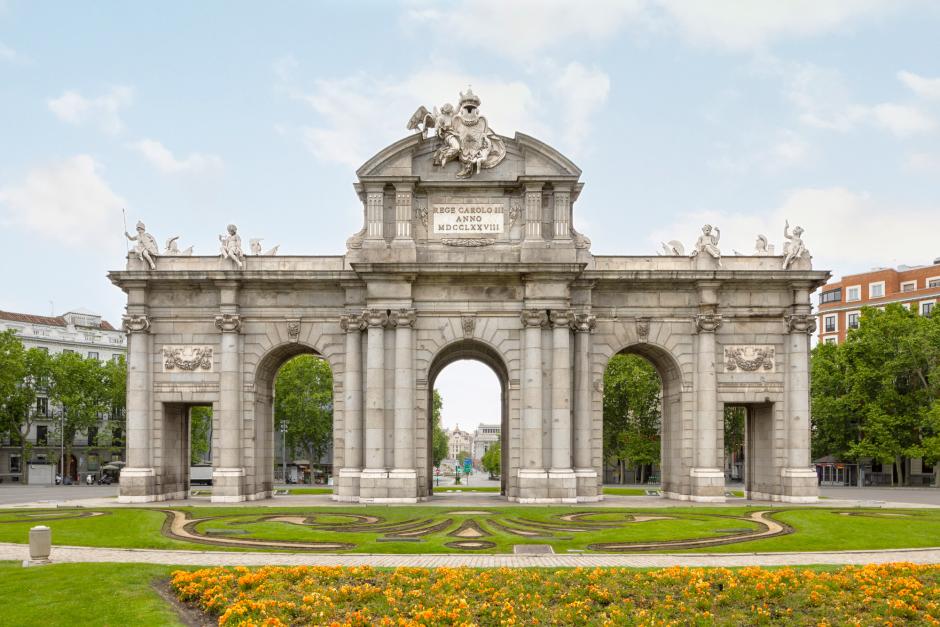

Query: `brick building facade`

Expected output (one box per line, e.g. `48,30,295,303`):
817,259,940,344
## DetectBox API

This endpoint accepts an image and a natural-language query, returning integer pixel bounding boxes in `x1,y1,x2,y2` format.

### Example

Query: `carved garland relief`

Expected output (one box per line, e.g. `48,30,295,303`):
724,345,775,373
163,346,213,372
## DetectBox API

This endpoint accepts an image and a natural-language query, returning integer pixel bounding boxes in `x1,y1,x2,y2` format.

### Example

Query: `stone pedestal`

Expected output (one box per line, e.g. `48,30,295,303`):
778,467,820,503
687,467,726,502
211,467,247,503
26,525,51,567
516,468,550,503
574,468,601,502
334,468,361,502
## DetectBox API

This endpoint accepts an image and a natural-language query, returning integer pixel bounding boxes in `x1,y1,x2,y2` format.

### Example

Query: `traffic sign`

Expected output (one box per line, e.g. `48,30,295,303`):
463,458,472,474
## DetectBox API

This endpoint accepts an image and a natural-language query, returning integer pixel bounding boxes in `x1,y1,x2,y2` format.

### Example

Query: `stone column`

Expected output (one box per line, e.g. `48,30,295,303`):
518,308,548,501
782,297,819,502
389,308,418,501
553,187,571,241
523,184,542,241
571,313,598,500
364,185,385,245
691,309,725,502
336,311,365,502
118,313,154,503
393,184,413,242
363,308,388,470
548,309,576,501
213,312,244,502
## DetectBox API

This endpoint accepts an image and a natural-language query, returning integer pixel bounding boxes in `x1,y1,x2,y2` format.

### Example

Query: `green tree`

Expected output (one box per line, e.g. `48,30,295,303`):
603,354,662,483
190,406,212,465
811,304,940,485
48,351,110,478
100,355,126,453
431,389,448,468
0,332,43,481
274,355,333,475
724,406,745,458
481,441,500,478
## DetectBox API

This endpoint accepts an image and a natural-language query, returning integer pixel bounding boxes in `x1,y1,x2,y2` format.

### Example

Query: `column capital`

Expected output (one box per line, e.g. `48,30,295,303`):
122,314,150,334
215,313,242,333
693,312,722,333
520,308,548,328
784,313,817,334
340,311,367,332
364,308,389,328
570,313,596,334
389,308,416,328
549,309,573,328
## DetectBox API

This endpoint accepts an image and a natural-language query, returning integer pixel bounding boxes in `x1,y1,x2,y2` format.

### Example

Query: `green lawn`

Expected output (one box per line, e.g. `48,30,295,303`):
602,487,649,495
0,561,186,626
1,506,939,555
286,487,333,495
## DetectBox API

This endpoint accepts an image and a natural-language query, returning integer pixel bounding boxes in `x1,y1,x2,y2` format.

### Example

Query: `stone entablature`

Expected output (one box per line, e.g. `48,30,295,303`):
110,97,829,505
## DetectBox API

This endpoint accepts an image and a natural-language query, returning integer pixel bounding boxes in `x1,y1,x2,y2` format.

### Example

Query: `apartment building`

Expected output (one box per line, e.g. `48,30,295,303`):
0,308,126,483
817,258,940,344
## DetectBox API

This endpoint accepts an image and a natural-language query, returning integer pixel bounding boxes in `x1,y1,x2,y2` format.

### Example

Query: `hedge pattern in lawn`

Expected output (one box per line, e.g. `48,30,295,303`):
171,563,940,626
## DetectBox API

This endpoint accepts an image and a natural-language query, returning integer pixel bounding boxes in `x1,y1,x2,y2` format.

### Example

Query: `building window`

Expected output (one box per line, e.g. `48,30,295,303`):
87,426,98,446
823,336,837,345
869,282,885,299
902,303,912,310
900,281,917,292
847,312,860,329
112,354,122,363
35,397,48,416
36,425,48,446
820,288,842,304
923,301,936,316
38,346,49,353
929,278,940,288
924,460,935,474
824,315,837,333
846,286,861,302
87,351,99,360
10,455,20,473
62,349,74,354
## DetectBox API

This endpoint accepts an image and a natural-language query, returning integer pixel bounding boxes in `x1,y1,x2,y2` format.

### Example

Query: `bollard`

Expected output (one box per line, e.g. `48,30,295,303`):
25,525,52,567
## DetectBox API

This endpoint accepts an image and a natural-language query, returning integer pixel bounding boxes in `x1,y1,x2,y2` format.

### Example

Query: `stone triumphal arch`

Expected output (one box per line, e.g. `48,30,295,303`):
112,89,828,504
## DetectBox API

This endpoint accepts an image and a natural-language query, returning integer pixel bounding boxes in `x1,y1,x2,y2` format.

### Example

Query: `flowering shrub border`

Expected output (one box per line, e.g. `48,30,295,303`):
171,563,940,626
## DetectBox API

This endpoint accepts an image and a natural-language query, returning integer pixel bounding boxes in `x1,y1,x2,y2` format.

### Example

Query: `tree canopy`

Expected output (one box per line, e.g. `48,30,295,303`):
431,389,448,468
273,355,333,468
481,441,500,478
811,303,940,485
603,353,662,483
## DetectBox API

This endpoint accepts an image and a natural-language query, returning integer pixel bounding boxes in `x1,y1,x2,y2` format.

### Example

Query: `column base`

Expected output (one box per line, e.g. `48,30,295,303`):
776,467,820,503
574,468,602,502
211,467,247,503
546,469,578,502
117,467,157,503
358,468,420,503
333,468,362,502
687,467,726,502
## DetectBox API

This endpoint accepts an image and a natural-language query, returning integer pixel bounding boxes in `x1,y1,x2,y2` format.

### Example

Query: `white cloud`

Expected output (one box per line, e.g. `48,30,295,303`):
403,0,643,60
907,153,940,173
133,138,224,174
551,63,610,153
47,86,133,135
709,129,813,174
898,70,940,100
655,0,895,51
0,155,125,247
650,187,940,273
870,103,936,137
277,60,544,169
0,41,19,63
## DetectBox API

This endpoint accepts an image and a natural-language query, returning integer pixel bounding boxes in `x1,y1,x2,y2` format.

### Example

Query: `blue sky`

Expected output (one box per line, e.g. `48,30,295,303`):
2,1,939,428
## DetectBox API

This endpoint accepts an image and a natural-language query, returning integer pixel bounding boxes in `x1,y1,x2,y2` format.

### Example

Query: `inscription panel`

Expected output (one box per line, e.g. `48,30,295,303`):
432,203,504,235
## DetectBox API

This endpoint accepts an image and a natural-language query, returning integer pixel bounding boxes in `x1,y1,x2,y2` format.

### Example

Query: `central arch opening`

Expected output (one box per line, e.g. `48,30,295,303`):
426,340,509,497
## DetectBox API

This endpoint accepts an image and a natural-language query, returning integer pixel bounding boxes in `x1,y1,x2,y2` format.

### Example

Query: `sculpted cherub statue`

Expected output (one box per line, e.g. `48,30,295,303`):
690,224,722,267
164,236,193,256
782,220,808,269
219,224,244,269
125,221,159,270
753,234,774,256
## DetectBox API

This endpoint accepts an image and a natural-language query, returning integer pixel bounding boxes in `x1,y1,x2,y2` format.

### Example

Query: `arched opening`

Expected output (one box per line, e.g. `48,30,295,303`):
602,344,683,495
426,340,509,497
253,344,335,496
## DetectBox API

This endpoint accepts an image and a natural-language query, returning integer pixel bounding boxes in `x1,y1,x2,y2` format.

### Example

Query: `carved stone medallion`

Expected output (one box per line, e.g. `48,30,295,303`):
163,346,213,372
461,314,475,338
287,319,301,342
636,317,650,342
724,345,775,373
122,314,150,334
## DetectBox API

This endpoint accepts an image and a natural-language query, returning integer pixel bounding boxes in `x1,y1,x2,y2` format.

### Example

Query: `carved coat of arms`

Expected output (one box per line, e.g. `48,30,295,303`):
407,88,507,179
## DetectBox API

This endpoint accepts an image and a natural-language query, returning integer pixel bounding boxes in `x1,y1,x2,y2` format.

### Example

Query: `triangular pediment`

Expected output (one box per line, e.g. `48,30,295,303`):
357,132,581,183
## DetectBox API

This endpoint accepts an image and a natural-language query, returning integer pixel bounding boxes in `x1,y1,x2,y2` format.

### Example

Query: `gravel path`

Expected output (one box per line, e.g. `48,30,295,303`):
4,542,940,568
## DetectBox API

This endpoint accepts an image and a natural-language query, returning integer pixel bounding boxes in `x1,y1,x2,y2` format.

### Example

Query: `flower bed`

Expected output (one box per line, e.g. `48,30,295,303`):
171,563,940,625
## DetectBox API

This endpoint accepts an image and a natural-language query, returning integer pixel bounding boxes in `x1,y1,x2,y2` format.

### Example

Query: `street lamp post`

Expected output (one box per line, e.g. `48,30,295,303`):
59,410,65,485
280,420,288,485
